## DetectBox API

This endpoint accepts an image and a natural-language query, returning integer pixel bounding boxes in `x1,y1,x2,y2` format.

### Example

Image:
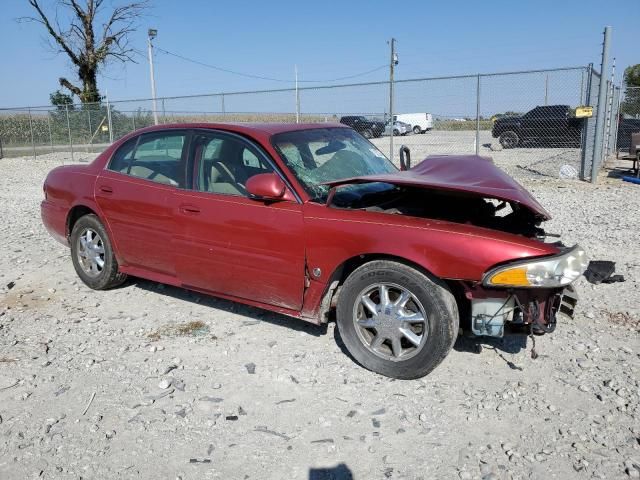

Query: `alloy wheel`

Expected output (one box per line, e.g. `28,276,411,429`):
76,228,105,277
352,283,428,361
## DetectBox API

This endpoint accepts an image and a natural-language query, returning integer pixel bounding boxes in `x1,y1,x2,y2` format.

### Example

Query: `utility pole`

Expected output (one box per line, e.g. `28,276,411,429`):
295,65,300,124
389,38,397,163
147,28,159,125
544,74,549,105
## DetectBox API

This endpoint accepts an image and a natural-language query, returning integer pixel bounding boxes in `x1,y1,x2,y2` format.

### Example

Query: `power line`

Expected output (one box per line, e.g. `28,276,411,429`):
154,46,387,84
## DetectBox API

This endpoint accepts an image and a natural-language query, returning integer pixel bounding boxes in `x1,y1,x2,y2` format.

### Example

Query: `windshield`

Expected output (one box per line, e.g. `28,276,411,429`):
271,128,397,201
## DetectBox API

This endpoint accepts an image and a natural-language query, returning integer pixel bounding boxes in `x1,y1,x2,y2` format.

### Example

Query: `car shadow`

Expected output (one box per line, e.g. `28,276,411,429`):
606,166,638,178
309,464,353,480
454,334,528,370
125,278,328,337
332,320,528,373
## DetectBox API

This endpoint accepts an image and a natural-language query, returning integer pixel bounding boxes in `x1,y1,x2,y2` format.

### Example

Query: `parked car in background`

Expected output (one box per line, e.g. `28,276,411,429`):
41,123,586,379
384,120,411,136
339,115,385,138
491,105,584,149
394,113,434,134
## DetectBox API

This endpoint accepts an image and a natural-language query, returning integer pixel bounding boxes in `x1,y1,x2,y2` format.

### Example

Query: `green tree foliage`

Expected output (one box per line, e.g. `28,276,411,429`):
50,90,75,111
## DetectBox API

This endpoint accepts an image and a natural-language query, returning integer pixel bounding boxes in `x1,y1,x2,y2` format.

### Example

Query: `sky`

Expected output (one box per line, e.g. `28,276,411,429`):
0,0,637,117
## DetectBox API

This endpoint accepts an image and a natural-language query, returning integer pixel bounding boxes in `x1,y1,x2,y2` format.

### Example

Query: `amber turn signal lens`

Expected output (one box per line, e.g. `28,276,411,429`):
487,267,530,287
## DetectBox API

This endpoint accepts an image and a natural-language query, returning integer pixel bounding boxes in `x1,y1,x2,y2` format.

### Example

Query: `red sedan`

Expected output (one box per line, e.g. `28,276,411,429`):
41,123,586,379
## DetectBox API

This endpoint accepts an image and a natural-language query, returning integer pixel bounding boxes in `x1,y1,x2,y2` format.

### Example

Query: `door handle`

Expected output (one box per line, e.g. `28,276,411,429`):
99,185,113,194
179,204,201,215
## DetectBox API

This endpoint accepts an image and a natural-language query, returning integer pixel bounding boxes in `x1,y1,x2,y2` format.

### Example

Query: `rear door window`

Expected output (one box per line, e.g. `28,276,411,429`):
108,131,188,187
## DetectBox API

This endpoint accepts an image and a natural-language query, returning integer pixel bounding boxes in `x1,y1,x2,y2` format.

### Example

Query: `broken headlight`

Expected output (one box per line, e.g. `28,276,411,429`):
483,245,588,288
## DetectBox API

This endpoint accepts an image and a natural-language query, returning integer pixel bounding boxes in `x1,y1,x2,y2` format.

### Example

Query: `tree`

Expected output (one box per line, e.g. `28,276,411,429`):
621,64,640,117
23,0,148,104
50,90,74,110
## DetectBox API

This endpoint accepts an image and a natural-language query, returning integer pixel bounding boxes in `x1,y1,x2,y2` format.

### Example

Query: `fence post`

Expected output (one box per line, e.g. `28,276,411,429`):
161,99,166,123
87,108,92,144
65,104,74,164
132,115,136,132
106,94,114,143
47,112,54,153
28,108,36,160
475,74,481,155
221,94,225,115
612,86,622,156
591,26,612,183
603,59,616,156
579,63,594,180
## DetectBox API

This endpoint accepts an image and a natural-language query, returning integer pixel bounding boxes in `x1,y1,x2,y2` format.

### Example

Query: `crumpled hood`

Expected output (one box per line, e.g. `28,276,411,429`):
324,155,551,220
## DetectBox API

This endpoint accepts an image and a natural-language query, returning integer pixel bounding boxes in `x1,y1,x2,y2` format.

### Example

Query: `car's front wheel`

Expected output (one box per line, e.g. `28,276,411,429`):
70,214,127,290
412,126,422,134
362,129,373,139
336,260,459,379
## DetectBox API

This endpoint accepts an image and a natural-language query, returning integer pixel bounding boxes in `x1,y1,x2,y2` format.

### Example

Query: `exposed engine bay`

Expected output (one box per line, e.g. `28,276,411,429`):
332,183,546,238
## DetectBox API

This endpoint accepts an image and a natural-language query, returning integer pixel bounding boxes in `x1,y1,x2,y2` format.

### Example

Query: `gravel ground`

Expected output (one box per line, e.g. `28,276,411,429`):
0,151,638,480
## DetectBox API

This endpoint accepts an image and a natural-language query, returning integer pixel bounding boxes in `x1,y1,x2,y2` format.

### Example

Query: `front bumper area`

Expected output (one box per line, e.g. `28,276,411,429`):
464,283,579,338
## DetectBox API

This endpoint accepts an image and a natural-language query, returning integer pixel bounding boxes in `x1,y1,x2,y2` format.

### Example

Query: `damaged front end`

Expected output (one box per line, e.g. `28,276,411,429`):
322,154,587,339
465,245,587,338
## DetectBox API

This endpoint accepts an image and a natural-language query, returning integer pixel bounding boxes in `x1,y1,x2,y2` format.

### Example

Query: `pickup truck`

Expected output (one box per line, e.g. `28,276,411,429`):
492,105,584,149
339,116,385,138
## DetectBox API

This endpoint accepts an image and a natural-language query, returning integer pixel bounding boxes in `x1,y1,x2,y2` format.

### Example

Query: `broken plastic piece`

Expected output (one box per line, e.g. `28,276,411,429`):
584,260,616,285
602,274,625,284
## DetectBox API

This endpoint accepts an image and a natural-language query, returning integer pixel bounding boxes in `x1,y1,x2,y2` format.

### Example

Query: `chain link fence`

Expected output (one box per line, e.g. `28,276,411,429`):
0,65,623,181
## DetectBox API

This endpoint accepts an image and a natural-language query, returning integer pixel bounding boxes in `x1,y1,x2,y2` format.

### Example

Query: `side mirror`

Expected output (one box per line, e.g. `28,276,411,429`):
246,173,286,201
399,145,411,171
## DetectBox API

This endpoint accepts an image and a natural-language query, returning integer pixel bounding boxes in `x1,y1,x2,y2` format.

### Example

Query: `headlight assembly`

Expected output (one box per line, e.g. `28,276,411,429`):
483,245,588,288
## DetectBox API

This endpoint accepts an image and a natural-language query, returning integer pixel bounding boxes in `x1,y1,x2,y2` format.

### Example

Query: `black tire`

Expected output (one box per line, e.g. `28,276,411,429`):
412,126,422,134
336,260,459,379
362,129,373,139
499,130,519,149
393,129,400,136
70,214,127,290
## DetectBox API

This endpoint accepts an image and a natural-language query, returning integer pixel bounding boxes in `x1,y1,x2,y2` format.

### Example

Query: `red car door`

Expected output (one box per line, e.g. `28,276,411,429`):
95,130,189,277
173,130,305,311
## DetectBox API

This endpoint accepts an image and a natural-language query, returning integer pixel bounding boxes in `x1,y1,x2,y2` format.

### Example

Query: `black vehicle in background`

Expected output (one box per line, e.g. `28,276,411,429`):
616,117,640,152
339,116,385,139
492,105,585,149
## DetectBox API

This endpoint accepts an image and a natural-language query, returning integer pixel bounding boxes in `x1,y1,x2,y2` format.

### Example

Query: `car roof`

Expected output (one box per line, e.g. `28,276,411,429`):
129,122,349,137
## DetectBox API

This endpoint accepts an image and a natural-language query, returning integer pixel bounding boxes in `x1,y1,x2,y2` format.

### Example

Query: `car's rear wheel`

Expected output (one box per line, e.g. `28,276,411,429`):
499,130,519,149
393,129,400,136
413,126,422,134
336,260,458,379
70,214,127,290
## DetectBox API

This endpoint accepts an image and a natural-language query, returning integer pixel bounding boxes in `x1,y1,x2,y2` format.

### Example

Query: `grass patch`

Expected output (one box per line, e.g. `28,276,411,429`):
148,320,210,341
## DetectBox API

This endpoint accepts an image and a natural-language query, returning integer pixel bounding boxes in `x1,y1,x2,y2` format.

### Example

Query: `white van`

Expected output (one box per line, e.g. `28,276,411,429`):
393,113,434,134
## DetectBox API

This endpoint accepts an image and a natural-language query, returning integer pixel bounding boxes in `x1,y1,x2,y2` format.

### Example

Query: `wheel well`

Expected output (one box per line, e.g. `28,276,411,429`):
327,254,433,287
320,253,466,322
66,205,96,238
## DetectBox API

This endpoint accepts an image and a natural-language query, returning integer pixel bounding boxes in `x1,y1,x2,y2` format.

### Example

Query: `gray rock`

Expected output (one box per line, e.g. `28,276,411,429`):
158,378,172,389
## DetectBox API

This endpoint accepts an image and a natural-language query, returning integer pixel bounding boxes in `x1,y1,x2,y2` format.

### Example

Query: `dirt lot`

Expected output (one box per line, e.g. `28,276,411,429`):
0,148,638,480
